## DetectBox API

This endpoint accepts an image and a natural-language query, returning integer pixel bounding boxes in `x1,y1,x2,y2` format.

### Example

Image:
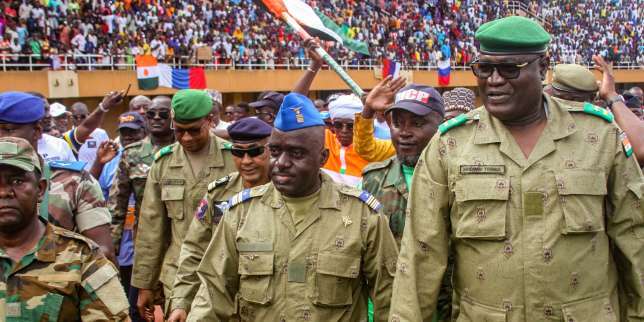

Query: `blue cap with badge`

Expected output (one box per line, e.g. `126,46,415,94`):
0,92,45,124
274,93,324,131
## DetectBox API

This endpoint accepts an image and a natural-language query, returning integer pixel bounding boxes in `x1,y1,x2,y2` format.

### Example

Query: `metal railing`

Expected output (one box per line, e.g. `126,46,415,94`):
0,53,641,72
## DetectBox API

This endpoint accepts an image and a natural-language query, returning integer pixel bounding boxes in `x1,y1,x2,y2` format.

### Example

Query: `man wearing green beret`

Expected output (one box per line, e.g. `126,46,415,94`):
131,89,236,320
390,16,644,321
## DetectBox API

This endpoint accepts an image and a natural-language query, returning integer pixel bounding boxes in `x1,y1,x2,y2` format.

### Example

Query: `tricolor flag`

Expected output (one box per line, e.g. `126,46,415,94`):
438,59,451,86
255,0,342,43
382,58,400,79
136,55,160,90
158,64,207,90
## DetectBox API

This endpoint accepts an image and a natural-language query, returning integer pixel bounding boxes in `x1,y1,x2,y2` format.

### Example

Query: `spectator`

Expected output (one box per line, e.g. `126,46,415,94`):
248,91,284,126
50,102,69,134
128,95,152,116
66,102,110,170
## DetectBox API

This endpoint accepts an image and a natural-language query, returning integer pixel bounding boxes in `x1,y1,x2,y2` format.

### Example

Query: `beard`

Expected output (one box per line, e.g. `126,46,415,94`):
399,154,420,167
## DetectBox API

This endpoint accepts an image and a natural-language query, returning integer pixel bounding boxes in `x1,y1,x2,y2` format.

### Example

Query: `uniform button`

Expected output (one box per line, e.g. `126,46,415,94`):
544,305,554,317
543,248,553,263
476,267,485,281
570,272,579,289
502,300,512,312
503,242,513,257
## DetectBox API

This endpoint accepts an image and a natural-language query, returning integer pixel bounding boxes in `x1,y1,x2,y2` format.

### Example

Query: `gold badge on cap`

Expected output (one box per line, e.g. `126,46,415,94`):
292,107,304,123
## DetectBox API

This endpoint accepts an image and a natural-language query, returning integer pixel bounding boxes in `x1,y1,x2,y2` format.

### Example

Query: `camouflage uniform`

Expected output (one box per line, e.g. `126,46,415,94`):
44,161,111,233
170,172,243,313
0,221,129,321
109,136,164,250
389,97,644,321
131,134,236,304
188,174,399,322
362,157,453,321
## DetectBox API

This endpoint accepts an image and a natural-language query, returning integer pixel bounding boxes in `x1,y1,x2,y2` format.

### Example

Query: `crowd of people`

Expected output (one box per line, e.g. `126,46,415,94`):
0,11,642,322
0,0,642,68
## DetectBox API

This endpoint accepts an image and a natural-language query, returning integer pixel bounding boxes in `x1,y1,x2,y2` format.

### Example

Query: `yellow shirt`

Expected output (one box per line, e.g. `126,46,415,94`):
353,113,396,162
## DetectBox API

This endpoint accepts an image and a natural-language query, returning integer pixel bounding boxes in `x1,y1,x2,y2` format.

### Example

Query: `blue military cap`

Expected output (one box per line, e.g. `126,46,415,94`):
227,117,272,141
274,93,324,131
0,92,45,124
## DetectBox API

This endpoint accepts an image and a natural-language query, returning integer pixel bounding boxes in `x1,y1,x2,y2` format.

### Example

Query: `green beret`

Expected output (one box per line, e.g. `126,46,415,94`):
475,16,551,54
171,89,212,123
552,64,599,93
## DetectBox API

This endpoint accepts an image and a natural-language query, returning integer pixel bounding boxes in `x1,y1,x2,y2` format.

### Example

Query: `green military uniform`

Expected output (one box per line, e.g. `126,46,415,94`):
0,220,130,321
170,172,244,313
131,133,236,300
43,161,112,233
109,136,165,250
188,174,399,322
363,158,452,322
389,96,644,321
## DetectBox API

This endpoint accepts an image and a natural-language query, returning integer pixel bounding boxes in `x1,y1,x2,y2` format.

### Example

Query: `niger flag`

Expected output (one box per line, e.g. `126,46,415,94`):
136,55,159,90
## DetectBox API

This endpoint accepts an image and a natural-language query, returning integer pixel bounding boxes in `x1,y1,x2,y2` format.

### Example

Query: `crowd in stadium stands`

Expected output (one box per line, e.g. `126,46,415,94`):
0,0,641,69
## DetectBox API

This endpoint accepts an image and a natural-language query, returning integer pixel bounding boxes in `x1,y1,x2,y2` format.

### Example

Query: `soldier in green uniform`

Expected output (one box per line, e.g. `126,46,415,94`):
0,92,115,265
0,137,130,321
389,16,644,321
188,93,398,322
167,117,272,322
132,89,236,320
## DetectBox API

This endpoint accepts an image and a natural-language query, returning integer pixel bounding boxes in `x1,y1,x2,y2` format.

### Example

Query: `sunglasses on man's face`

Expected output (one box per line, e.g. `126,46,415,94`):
72,114,87,120
470,56,541,80
332,122,354,131
231,146,265,158
146,110,170,120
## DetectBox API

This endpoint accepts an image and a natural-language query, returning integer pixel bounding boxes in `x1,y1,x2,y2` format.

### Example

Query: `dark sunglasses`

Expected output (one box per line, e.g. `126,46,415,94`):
231,146,265,158
332,122,354,130
146,110,170,119
470,56,541,80
72,115,87,120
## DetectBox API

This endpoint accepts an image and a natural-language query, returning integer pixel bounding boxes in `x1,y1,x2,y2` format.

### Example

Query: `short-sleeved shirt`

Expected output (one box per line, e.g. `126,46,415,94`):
63,128,110,171
38,133,77,163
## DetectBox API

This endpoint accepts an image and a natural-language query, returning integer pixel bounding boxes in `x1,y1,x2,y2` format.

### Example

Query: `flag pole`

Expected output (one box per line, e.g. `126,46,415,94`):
281,12,365,97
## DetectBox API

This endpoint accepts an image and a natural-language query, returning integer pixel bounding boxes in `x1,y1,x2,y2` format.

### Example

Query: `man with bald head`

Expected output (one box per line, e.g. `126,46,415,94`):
129,95,152,116
189,93,398,322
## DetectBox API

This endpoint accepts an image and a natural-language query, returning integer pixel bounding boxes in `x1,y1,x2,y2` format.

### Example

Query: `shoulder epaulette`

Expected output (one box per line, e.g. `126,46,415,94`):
220,141,233,150
363,158,393,174
568,102,614,123
227,186,267,209
208,175,231,192
154,144,174,161
48,160,86,172
340,186,383,212
438,113,469,135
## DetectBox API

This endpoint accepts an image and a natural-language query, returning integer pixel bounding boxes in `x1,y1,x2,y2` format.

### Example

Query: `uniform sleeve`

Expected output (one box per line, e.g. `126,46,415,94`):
79,246,129,321
353,113,396,162
606,133,644,320
170,196,215,312
132,161,170,289
74,173,112,232
189,208,240,322
389,135,450,322
362,209,399,322
108,150,133,252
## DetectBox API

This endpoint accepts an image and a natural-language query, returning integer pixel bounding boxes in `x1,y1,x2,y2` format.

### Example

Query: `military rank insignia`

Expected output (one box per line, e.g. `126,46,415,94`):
292,107,305,123
620,132,633,158
359,191,383,212
195,198,209,222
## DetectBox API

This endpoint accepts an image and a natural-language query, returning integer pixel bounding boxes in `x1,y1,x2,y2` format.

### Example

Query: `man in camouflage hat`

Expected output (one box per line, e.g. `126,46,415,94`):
0,92,116,265
188,93,398,322
0,137,130,321
167,117,273,322
132,89,236,320
390,16,644,321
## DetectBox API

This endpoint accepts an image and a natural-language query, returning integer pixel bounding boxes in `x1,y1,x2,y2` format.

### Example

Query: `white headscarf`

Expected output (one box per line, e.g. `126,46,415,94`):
328,94,363,121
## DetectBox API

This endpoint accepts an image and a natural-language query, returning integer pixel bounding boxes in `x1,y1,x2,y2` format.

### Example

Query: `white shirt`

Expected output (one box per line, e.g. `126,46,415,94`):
77,128,110,171
215,120,230,131
38,134,77,163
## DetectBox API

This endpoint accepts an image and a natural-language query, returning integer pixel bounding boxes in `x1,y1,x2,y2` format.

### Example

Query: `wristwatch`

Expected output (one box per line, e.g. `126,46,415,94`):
606,95,625,109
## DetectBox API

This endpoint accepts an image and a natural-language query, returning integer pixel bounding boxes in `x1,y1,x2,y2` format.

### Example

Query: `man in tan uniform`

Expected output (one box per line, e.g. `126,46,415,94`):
167,117,272,322
389,16,644,321
131,89,236,320
189,93,398,322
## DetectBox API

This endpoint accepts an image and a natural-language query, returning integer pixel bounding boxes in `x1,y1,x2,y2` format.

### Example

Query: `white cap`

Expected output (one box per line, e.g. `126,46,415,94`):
328,94,363,121
50,102,68,118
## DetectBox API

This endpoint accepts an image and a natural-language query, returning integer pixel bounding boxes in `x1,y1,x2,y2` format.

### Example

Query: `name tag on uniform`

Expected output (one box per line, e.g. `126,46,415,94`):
161,179,185,185
460,165,505,175
6,303,21,317
288,262,306,283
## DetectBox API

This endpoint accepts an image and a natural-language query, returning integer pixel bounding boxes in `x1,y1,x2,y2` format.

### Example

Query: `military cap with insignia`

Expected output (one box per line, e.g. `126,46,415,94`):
475,16,551,54
0,137,42,173
274,93,325,131
551,64,599,93
0,92,45,124
171,89,213,123
227,117,272,142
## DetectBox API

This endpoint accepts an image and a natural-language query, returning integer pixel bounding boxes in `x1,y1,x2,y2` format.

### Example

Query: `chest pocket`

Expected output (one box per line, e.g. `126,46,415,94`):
556,170,607,234
5,293,65,322
312,252,360,307
453,176,510,240
161,184,184,220
238,252,274,305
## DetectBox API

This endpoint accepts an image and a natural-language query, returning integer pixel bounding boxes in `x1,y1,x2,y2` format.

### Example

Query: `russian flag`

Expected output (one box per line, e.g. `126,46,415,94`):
158,64,207,90
437,59,451,86
382,58,400,79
